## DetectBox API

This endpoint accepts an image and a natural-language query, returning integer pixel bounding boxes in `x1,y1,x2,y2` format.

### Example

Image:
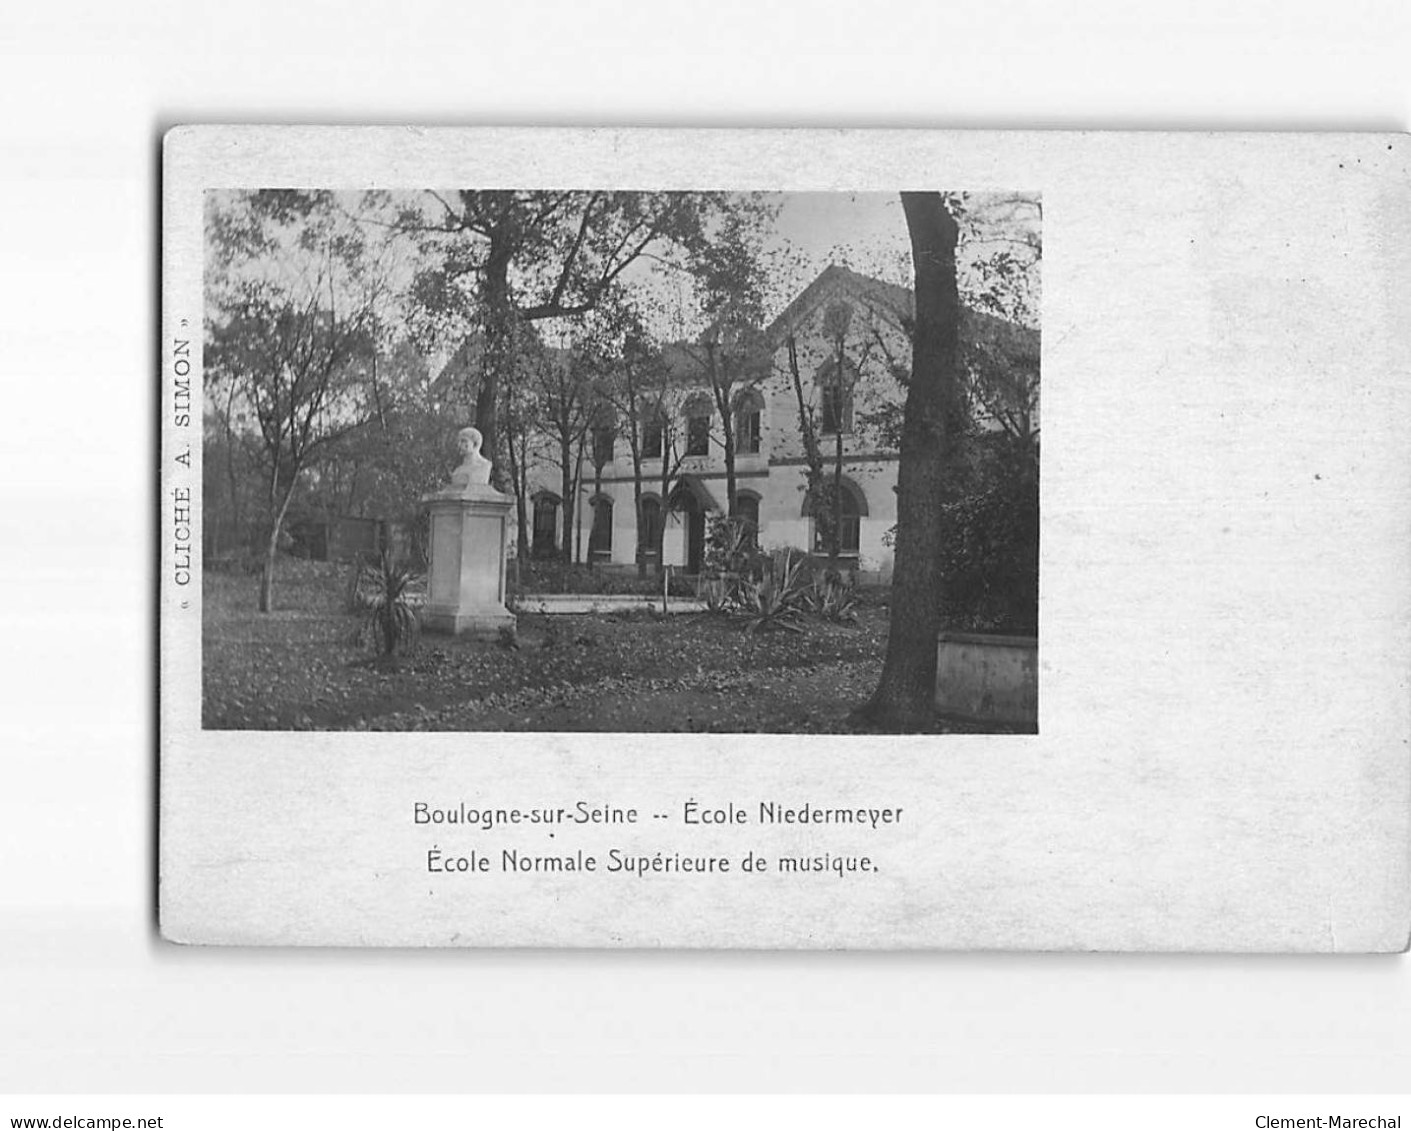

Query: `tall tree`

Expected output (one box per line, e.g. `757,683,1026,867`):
205,190,384,612
648,381,694,572
678,214,770,517
584,303,665,576
691,318,767,518
859,192,966,729
782,330,832,555
499,361,538,570
781,294,894,568
304,340,453,525
526,343,595,563
821,300,854,570
401,191,739,476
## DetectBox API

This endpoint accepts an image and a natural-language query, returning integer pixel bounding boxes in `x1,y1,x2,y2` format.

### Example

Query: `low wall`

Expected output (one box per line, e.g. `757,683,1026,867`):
512,594,707,615
935,633,1038,729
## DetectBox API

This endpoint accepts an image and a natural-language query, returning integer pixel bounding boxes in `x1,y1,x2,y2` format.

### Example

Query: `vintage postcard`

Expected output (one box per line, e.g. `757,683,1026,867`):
160,127,1410,949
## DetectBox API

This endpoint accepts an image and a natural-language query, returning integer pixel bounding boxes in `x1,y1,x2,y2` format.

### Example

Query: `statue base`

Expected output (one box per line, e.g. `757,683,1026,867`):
420,487,516,640
420,608,516,637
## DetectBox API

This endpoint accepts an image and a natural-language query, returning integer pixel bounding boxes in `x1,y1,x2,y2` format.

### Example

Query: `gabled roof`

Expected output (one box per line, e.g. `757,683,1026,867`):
765,264,914,346
764,263,1039,369
431,264,1037,399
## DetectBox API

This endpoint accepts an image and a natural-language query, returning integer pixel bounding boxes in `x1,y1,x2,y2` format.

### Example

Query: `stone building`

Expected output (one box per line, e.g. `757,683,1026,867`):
521,265,1039,583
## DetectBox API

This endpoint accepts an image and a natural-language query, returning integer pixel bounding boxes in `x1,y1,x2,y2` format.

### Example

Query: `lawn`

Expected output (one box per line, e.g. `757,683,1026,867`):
202,558,994,733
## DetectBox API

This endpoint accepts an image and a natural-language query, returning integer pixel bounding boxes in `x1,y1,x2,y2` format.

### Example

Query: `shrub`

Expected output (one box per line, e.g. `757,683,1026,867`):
699,575,730,615
936,438,1039,636
805,573,858,623
703,514,775,610
358,550,421,656
345,551,379,613
703,515,760,579
737,548,808,635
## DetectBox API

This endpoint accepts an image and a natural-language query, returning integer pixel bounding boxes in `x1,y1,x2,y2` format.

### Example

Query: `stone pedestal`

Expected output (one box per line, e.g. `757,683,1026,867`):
420,485,515,639
935,632,1038,730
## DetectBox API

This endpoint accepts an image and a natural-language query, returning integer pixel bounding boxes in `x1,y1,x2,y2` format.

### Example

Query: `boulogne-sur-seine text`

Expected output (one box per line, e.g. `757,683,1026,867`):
413,800,904,830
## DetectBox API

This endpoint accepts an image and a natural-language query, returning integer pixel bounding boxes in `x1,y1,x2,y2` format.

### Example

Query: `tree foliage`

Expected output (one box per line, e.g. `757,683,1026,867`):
398,191,767,474
205,190,391,611
935,436,1039,635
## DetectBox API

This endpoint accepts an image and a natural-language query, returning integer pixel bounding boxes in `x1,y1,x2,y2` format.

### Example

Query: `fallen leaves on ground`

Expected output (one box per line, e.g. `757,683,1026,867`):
202,567,993,734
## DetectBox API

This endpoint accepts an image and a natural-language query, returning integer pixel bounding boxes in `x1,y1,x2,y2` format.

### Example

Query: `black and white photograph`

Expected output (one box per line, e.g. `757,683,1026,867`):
201,188,1040,734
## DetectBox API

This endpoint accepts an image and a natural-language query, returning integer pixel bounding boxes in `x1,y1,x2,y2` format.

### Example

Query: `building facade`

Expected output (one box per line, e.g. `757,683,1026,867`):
517,265,1038,583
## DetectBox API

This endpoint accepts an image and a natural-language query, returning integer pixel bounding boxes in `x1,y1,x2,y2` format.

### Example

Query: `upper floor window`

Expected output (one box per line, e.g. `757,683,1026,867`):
734,388,763,454
817,358,856,435
684,396,712,456
641,413,664,459
820,387,848,434
592,424,615,467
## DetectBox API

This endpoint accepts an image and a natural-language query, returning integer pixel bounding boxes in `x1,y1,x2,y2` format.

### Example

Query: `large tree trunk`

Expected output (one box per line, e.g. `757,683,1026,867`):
859,192,963,729
476,235,513,490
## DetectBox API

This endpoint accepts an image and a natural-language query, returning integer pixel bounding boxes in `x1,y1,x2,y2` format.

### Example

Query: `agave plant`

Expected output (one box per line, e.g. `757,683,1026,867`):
360,549,421,656
699,574,730,615
738,549,808,635
806,573,859,623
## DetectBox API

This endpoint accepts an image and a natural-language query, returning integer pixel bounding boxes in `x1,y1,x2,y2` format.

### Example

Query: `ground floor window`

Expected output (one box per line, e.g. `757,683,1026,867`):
588,495,613,561
532,494,559,558
735,492,760,550
810,481,863,558
638,496,663,564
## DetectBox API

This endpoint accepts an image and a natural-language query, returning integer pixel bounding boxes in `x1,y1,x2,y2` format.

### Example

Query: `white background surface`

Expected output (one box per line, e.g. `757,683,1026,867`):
2,0,1410,1094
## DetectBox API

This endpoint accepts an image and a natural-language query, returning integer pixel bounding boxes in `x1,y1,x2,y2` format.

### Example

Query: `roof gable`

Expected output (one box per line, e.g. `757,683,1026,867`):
767,263,1039,367
765,264,913,346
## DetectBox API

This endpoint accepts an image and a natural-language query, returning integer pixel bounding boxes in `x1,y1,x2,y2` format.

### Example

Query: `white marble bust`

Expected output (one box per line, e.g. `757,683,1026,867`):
449,426,493,489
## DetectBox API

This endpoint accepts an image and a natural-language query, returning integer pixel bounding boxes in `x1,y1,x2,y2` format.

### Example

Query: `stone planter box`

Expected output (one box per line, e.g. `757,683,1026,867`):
935,632,1038,730
512,594,707,615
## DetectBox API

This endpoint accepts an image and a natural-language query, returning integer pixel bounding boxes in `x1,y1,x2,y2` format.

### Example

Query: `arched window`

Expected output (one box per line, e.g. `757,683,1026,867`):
816,358,857,435
531,491,560,559
734,388,764,454
684,395,712,456
588,495,613,562
806,478,867,559
835,489,861,556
